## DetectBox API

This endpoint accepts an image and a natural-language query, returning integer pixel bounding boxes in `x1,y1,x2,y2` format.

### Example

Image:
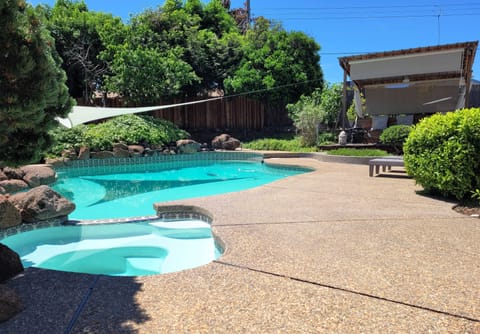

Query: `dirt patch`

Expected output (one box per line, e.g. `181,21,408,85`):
453,201,480,217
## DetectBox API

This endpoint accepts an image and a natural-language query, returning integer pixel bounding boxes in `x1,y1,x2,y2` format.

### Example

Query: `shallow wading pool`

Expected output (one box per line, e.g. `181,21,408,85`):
1,218,221,276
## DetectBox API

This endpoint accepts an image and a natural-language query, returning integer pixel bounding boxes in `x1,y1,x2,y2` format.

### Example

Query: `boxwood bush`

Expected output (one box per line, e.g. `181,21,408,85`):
403,108,480,199
379,125,413,154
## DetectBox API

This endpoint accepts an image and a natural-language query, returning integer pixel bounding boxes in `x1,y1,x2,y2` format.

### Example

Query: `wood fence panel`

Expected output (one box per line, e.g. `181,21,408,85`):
103,95,274,130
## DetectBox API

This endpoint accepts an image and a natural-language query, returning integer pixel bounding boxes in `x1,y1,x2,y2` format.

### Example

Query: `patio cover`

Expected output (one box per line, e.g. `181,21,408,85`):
338,41,478,117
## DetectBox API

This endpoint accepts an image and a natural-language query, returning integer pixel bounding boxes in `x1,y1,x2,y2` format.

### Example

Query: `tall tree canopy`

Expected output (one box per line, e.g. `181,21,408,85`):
224,17,323,116
0,0,74,165
37,0,324,124
43,0,124,102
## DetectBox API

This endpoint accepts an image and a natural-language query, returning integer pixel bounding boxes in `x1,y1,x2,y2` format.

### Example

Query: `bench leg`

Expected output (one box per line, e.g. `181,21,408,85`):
369,164,374,177
375,165,380,174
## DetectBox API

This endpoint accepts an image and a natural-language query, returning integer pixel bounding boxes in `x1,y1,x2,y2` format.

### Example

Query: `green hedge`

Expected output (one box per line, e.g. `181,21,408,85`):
379,125,413,154
404,108,480,199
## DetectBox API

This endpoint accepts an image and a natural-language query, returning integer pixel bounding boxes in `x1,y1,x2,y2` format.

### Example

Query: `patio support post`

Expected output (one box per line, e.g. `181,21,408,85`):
341,69,347,129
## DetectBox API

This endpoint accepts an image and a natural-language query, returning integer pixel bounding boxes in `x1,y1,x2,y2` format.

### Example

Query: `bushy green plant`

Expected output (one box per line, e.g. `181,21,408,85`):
379,125,413,154
47,125,88,156
317,132,336,145
243,137,317,152
404,108,480,200
471,189,480,205
46,114,189,156
327,148,388,157
287,84,342,146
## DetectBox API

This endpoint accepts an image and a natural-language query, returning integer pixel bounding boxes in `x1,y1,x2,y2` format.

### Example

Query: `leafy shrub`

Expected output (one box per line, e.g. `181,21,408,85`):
83,115,189,151
404,108,480,199
379,125,413,154
287,84,342,146
46,115,189,156
472,189,480,205
317,132,336,145
243,137,317,152
327,148,388,157
48,125,88,157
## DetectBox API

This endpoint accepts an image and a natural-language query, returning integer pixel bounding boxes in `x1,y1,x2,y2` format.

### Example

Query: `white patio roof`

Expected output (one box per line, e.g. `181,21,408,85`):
339,41,478,116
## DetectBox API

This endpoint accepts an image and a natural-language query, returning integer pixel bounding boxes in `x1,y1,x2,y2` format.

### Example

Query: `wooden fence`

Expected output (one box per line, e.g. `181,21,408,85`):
151,96,265,130
87,94,294,130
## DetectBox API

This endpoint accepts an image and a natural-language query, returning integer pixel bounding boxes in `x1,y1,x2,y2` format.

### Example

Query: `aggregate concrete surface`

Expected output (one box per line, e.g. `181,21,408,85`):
2,158,479,333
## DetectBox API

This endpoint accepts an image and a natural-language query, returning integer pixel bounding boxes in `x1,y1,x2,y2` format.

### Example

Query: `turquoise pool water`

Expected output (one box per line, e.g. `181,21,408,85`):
1,219,221,276
53,161,308,220
1,158,308,276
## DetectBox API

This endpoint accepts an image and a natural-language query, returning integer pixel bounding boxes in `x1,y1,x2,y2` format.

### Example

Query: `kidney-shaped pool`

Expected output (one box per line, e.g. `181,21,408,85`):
53,160,310,220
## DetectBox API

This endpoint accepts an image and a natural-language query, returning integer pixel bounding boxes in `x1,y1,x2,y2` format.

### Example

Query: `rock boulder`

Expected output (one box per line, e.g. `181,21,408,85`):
212,134,241,150
0,180,29,194
2,167,24,180
176,139,201,154
90,151,114,159
9,185,75,223
77,146,90,160
0,244,24,283
113,143,130,158
20,165,57,188
128,145,145,157
0,196,21,229
0,285,23,323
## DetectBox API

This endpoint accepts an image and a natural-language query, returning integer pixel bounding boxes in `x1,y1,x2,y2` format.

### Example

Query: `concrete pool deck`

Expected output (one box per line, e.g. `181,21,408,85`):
1,158,479,333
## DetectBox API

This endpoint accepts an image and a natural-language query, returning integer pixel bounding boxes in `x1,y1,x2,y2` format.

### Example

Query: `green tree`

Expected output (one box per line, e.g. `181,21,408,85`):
0,0,74,165
224,17,323,124
43,0,124,102
103,0,241,101
287,84,342,146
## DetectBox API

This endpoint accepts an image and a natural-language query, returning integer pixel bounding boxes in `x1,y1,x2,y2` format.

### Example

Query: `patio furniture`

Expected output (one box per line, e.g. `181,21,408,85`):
369,157,404,177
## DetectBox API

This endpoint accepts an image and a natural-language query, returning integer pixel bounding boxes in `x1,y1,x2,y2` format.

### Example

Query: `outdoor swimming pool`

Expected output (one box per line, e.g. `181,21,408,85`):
53,158,309,220
1,218,221,276
1,153,310,276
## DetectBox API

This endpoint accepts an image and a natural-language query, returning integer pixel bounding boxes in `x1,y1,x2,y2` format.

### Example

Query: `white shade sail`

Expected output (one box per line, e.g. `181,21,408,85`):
56,96,224,128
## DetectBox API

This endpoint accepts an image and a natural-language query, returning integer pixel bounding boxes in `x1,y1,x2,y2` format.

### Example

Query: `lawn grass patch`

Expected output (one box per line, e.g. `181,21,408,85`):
327,148,389,157
243,137,317,152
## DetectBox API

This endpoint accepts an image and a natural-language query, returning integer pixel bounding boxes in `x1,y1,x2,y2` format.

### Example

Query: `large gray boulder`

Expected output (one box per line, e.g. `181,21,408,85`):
0,285,23,323
9,185,75,223
0,244,24,283
20,165,57,188
176,139,201,154
0,195,21,229
0,180,29,194
212,134,241,150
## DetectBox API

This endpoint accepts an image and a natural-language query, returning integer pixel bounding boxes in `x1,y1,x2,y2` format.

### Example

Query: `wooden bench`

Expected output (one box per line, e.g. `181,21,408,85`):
369,157,404,177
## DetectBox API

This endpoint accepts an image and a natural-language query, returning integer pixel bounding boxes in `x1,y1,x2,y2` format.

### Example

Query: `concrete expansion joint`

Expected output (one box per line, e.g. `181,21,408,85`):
213,260,480,324
64,275,100,334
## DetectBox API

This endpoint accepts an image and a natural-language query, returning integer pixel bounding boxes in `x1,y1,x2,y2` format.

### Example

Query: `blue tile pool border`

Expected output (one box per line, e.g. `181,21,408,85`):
53,151,264,177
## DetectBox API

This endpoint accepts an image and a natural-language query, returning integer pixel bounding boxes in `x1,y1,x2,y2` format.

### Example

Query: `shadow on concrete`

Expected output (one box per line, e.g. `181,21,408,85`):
0,268,148,334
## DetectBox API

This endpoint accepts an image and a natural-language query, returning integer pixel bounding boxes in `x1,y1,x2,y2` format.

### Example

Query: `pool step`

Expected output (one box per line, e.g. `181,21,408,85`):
124,256,164,275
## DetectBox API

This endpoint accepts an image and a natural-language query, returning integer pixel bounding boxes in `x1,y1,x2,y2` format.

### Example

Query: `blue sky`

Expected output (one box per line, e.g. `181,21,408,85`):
28,0,480,83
